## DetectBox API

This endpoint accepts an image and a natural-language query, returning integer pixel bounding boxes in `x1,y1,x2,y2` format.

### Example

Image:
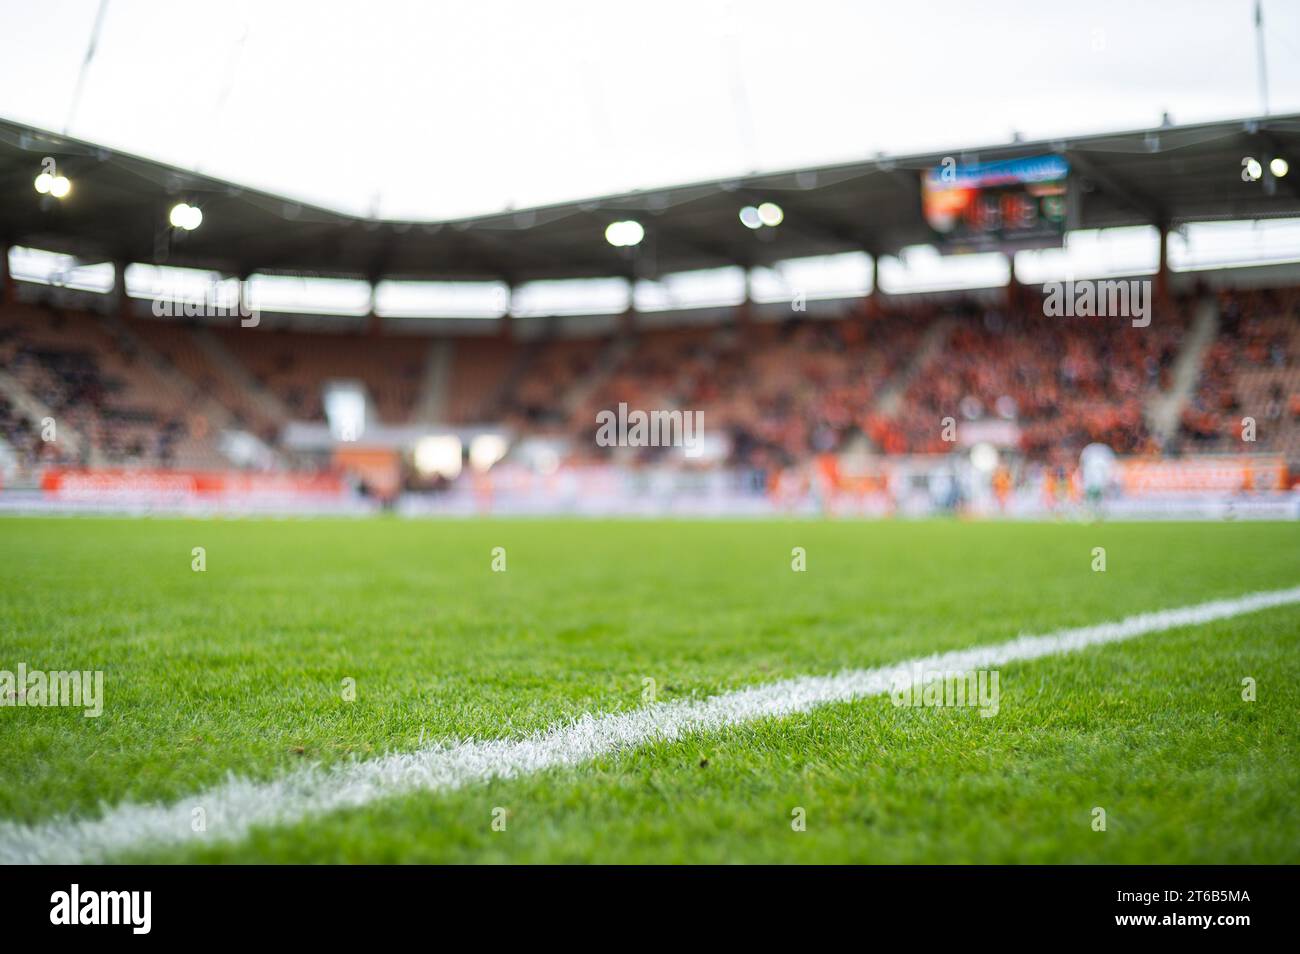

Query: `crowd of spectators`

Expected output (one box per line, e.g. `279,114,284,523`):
0,304,211,473
535,304,925,468
877,296,1190,461
510,293,1207,468
1180,286,1300,455
1,283,1296,482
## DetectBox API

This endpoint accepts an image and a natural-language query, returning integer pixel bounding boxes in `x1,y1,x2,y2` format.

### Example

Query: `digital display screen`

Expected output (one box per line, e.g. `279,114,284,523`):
921,154,1069,251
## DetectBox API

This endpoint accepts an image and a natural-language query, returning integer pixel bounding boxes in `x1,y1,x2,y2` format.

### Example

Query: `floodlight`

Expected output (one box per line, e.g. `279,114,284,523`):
169,203,203,231
604,220,644,247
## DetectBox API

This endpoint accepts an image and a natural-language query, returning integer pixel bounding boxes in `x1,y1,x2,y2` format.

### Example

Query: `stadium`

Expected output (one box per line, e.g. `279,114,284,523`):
5,114,1300,520
0,0,1297,914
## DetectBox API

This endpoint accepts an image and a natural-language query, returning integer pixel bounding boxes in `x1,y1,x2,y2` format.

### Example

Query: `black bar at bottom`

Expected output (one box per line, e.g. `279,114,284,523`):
0,865,1286,940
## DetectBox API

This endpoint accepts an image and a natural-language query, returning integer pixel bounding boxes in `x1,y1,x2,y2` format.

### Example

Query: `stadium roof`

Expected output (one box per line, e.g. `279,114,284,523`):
2,113,1300,285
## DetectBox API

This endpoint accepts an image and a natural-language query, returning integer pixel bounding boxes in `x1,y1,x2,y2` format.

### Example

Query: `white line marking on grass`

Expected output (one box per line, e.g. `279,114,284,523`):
3,585,1298,863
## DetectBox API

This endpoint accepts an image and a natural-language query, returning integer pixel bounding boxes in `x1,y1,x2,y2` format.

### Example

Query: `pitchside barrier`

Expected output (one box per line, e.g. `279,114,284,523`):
1,456,1294,519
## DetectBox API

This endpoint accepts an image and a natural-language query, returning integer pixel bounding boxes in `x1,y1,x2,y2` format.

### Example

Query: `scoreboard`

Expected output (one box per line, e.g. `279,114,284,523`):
921,154,1069,252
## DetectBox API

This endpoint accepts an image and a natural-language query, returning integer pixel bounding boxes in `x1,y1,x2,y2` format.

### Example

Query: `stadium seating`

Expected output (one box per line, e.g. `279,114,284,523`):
0,303,226,470
213,326,425,425
125,315,286,445
1180,286,1300,458
442,336,518,424
0,285,1295,481
881,296,1191,459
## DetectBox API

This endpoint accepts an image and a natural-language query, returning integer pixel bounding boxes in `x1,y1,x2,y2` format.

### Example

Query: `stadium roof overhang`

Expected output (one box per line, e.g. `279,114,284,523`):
2,113,1300,285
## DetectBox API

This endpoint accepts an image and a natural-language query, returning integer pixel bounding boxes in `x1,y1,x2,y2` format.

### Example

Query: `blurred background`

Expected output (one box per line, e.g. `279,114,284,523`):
0,0,1297,518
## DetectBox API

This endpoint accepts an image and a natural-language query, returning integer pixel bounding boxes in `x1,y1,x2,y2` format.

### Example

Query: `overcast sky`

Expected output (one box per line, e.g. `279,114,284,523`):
1,0,1297,221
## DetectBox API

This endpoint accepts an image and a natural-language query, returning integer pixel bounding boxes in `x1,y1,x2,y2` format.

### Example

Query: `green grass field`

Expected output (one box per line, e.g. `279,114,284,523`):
1,516,1297,863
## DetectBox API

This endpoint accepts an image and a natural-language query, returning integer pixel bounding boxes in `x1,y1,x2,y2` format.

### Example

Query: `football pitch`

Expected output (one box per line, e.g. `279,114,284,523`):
0,515,1297,864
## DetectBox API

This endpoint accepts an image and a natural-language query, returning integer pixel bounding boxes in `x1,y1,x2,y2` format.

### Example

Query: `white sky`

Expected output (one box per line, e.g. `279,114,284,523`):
1,0,1298,221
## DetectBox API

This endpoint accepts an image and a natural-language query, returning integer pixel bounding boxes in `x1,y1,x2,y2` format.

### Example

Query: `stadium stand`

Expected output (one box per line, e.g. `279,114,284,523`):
6,281,1294,486
1180,286,1300,458
504,335,606,430
560,309,927,466
0,302,226,471
212,326,425,425
125,315,287,446
443,336,518,424
878,293,1194,459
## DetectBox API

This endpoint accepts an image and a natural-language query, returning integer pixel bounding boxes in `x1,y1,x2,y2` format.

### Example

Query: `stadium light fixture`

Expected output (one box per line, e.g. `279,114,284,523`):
604,220,644,248
35,173,72,198
1270,157,1289,178
1242,157,1263,182
169,203,203,231
741,202,784,229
